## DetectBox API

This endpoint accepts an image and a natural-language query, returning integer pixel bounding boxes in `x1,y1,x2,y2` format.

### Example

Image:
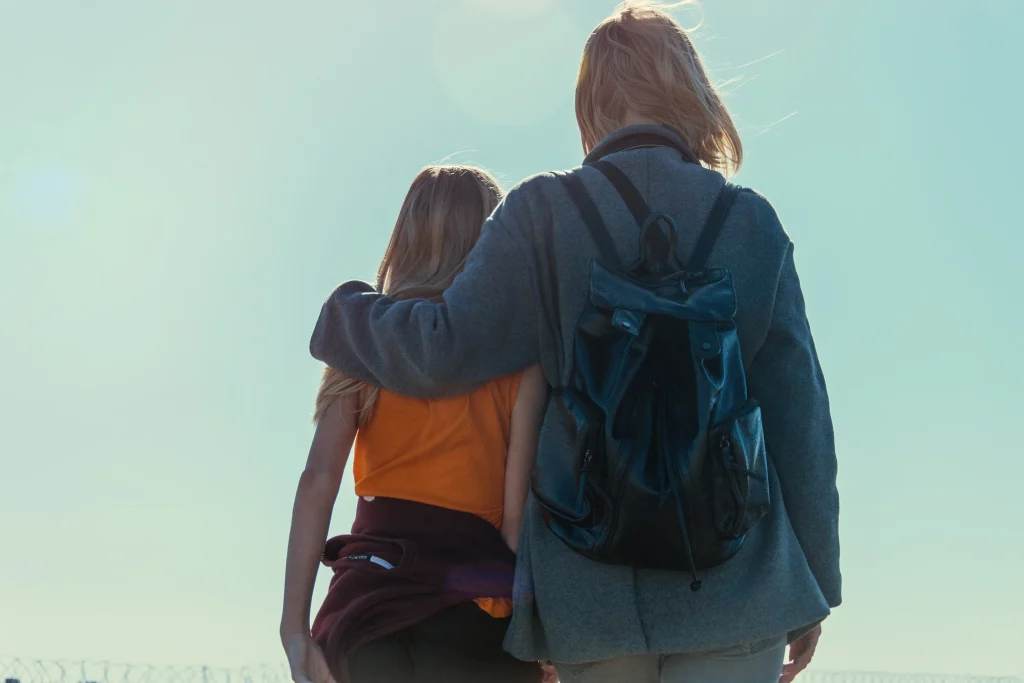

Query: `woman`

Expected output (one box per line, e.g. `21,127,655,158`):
280,165,547,683
308,4,841,683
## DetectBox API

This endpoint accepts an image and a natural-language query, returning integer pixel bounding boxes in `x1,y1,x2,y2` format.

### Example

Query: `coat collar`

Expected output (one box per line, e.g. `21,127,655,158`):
583,124,698,166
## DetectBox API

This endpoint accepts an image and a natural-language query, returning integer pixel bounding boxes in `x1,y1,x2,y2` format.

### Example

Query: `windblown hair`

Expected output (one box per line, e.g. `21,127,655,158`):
575,1,742,175
313,165,504,425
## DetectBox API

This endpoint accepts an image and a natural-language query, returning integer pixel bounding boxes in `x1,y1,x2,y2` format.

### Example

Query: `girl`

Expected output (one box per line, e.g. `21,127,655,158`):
279,165,547,683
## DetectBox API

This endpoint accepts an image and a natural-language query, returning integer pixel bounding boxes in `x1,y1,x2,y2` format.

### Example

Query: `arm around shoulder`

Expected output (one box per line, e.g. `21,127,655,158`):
308,187,545,399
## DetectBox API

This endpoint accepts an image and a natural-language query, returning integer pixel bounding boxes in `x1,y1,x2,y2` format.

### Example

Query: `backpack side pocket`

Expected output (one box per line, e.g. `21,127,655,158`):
709,400,771,540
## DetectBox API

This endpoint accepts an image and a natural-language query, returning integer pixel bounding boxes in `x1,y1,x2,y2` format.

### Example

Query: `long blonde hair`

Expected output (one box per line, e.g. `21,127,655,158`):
575,1,742,175
313,165,504,425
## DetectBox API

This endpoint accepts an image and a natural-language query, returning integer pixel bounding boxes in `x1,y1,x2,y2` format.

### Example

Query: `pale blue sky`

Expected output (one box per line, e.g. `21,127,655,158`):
1,0,1022,678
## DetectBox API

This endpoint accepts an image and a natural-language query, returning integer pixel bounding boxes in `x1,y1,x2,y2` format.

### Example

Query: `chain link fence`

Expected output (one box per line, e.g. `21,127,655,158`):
1,659,1020,683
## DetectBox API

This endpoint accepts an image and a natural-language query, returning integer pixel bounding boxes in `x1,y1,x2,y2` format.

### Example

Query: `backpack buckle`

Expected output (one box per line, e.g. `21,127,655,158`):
612,309,644,337
691,322,721,358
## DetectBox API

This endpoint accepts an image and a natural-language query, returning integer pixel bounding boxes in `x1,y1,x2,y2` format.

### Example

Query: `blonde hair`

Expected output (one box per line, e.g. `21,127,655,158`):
313,165,504,425
575,1,742,175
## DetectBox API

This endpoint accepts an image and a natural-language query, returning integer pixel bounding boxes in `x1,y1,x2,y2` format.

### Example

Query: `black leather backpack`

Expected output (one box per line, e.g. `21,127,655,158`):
532,156,770,590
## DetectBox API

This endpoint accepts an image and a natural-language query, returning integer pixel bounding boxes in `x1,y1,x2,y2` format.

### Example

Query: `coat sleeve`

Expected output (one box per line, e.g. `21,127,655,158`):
746,240,842,608
309,186,543,398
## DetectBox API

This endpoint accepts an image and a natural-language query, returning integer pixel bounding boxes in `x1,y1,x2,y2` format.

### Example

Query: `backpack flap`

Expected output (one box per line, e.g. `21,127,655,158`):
588,261,736,322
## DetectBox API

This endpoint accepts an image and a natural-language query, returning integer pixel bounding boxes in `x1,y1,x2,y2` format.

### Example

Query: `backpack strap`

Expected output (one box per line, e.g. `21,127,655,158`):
561,164,741,271
687,184,741,271
594,160,741,272
592,160,677,272
592,159,652,228
560,172,621,264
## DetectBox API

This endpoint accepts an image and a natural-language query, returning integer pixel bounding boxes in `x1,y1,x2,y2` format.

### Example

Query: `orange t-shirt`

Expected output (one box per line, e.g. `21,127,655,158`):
352,372,524,617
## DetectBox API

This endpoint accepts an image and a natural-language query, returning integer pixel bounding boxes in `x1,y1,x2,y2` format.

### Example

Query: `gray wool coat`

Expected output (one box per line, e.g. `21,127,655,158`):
310,125,841,665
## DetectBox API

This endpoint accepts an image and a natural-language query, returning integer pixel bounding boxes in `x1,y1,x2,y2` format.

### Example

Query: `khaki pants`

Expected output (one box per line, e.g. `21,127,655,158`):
555,635,787,683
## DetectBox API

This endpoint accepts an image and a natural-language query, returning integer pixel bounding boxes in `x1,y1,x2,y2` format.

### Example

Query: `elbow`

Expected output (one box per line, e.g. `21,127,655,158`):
308,333,322,363
297,467,342,498
309,321,335,366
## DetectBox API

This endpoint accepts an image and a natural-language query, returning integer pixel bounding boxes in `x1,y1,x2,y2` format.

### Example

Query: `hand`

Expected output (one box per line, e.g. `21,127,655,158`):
282,631,337,683
540,663,559,683
780,624,821,683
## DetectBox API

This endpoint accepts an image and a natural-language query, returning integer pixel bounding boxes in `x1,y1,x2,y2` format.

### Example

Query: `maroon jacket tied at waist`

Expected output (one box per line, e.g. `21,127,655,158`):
311,496,517,658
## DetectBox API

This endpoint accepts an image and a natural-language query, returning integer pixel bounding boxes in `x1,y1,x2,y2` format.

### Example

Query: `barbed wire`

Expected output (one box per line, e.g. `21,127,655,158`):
0,659,1019,683
802,675,1022,683
0,661,289,683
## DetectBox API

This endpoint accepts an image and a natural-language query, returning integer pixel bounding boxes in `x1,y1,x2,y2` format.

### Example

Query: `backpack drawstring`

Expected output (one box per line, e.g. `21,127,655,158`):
653,390,702,591
661,434,702,592
669,467,703,592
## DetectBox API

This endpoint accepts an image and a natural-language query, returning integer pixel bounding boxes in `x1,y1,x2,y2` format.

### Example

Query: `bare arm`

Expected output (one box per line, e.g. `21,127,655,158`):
280,392,359,640
502,365,548,551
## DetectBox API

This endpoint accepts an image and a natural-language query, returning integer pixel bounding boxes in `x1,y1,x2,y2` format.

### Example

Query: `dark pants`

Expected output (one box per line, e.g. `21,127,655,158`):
344,603,542,683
